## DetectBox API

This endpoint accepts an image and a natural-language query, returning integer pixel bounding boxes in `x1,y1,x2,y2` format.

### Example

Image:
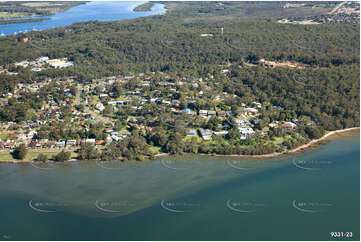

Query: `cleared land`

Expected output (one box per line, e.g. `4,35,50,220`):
0,151,77,162
22,3,64,7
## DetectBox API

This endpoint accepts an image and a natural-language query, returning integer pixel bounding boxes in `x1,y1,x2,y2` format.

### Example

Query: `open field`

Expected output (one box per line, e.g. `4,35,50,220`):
22,3,64,7
0,132,10,140
0,151,77,162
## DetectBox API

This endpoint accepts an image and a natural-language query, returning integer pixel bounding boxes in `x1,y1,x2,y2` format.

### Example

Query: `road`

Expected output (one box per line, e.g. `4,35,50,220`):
85,107,113,124
77,84,82,105
0,148,77,154
329,1,346,14
77,84,112,124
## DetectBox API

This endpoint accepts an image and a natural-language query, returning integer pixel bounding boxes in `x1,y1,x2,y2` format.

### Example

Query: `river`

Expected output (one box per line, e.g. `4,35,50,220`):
0,133,359,240
0,1,166,36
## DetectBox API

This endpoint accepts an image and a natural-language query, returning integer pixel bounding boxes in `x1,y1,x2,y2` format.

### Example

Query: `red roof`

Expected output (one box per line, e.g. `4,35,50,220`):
7,133,18,139
96,140,105,145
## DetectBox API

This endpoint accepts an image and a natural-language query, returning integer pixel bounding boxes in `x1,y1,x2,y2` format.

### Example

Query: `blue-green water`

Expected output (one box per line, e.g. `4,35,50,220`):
0,133,359,240
0,2,166,36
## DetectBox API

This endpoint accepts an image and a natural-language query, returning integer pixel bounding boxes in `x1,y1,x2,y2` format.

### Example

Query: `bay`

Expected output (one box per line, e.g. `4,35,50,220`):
0,133,359,240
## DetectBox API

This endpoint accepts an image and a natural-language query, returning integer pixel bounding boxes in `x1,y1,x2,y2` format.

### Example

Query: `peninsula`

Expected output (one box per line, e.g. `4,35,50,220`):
0,1,359,162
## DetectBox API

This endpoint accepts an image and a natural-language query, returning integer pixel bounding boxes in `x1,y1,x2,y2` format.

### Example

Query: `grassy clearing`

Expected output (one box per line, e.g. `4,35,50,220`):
22,3,64,7
0,132,10,140
149,146,161,154
0,151,77,162
272,137,285,145
182,135,202,142
0,153,16,162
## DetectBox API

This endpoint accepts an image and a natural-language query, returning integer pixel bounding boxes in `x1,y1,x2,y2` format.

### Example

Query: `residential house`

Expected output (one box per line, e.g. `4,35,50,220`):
244,108,259,115
172,100,181,106
86,139,96,143
208,110,216,116
184,108,196,115
213,130,229,136
66,140,77,146
99,94,109,99
96,140,105,146
162,100,171,105
36,56,49,62
282,122,297,129
106,136,113,144
187,129,197,136
55,141,66,148
269,122,278,128
47,141,56,148
235,119,255,140
95,102,105,112
199,128,213,140
199,110,208,117
217,111,226,117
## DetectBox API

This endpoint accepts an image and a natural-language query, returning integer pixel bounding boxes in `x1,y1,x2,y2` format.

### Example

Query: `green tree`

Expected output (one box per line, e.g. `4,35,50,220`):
36,153,48,162
103,105,113,117
226,127,240,140
12,144,27,160
79,143,99,160
53,150,71,162
163,133,184,154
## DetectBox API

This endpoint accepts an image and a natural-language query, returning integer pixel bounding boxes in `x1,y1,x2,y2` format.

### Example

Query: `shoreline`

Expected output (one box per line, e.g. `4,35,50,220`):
0,127,359,163
200,127,360,159
154,127,360,159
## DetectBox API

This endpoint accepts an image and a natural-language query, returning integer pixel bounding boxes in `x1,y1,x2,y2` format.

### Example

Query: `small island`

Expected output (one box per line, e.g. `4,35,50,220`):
133,3,154,12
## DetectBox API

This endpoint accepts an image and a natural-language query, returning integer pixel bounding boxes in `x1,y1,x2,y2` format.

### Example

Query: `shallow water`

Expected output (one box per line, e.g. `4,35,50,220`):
0,133,359,240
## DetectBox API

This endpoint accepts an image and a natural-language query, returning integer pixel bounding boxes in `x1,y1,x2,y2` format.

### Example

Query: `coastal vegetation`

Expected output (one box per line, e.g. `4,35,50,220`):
11,143,27,160
133,3,154,12
53,149,71,162
36,153,48,162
